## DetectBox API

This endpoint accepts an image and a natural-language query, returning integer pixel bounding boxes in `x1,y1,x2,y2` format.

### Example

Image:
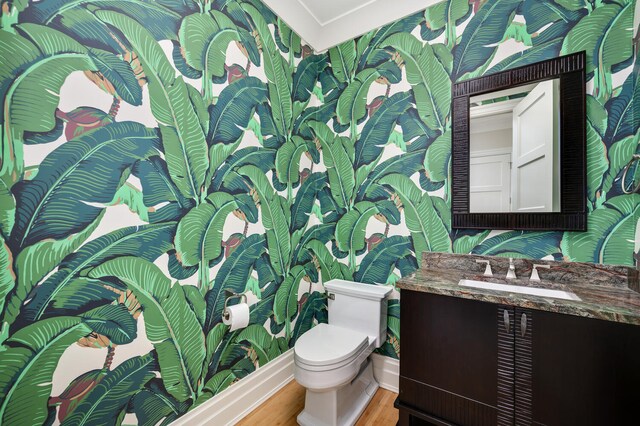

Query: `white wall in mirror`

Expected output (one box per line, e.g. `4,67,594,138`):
469,80,561,214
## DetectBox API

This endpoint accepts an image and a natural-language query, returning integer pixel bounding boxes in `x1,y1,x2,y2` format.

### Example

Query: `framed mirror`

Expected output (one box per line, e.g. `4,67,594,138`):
451,51,587,231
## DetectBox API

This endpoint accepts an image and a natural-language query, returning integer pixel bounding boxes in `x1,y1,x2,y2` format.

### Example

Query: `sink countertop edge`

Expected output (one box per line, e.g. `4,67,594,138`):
397,269,640,326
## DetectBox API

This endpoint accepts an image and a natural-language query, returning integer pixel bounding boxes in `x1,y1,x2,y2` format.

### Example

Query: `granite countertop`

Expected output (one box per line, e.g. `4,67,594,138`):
398,267,640,326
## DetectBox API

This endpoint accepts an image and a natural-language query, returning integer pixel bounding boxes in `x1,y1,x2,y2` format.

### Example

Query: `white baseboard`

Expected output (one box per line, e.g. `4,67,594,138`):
172,349,295,426
171,350,400,425
371,353,400,393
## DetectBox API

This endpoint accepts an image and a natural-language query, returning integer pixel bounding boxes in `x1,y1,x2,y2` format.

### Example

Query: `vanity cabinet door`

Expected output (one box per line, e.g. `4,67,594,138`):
531,310,640,426
400,291,505,426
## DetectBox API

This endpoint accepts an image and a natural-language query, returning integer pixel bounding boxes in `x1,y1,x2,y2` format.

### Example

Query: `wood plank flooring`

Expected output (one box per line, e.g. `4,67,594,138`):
237,380,398,425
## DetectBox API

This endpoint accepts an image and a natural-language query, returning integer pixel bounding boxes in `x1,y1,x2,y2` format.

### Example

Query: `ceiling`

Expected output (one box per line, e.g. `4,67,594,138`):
261,0,440,52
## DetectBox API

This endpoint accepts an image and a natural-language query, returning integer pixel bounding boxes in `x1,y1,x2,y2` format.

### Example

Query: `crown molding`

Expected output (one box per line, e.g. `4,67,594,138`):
261,0,440,52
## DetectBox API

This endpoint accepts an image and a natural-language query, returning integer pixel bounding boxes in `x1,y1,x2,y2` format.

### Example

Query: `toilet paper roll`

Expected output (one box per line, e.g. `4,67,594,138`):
223,303,250,331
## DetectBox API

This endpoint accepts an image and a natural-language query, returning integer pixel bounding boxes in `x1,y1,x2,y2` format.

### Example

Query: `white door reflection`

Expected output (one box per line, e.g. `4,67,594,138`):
469,80,560,213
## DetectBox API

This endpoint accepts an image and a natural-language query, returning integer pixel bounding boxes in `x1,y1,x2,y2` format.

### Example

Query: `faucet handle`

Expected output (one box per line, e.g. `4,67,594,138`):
475,259,493,277
530,264,551,281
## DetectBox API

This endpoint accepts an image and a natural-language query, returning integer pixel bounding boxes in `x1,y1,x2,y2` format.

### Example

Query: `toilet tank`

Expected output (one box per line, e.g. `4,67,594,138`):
324,280,392,347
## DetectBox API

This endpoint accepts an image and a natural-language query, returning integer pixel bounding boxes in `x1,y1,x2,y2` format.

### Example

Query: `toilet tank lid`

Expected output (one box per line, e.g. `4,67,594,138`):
324,280,392,300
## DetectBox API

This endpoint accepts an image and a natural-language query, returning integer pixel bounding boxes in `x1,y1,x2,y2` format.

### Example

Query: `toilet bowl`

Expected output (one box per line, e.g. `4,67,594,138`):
293,280,392,426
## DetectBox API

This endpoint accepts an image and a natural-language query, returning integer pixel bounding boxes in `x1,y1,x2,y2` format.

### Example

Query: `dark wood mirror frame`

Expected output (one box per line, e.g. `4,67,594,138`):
451,51,587,231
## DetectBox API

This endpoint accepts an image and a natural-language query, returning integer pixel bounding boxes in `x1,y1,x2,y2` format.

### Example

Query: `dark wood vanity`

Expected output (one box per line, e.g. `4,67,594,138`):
396,254,640,426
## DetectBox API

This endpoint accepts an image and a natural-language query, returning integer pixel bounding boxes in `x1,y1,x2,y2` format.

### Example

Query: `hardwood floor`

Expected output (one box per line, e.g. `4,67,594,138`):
237,380,399,425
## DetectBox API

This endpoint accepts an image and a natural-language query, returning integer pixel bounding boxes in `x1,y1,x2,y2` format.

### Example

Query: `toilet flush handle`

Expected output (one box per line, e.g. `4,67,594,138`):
327,293,335,300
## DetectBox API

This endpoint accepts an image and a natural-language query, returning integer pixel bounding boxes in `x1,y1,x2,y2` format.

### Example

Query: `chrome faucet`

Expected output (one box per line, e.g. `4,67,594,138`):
506,258,517,279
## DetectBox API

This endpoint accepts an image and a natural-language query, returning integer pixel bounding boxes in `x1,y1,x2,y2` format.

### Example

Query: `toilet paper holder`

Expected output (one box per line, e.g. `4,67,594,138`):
223,290,247,321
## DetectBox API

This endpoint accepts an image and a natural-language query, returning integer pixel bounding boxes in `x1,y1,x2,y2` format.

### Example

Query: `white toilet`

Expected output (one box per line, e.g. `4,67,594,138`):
293,279,392,426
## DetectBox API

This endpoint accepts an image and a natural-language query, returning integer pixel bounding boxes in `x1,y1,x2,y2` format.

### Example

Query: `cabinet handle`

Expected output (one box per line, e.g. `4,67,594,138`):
503,309,510,333
520,313,528,337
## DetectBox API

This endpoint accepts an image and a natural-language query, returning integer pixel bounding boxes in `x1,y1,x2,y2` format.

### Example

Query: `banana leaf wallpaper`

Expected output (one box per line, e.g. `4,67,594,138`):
0,0,637,424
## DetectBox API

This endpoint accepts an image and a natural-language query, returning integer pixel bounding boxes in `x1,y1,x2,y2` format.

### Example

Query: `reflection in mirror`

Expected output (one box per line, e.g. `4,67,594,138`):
469,80,560,213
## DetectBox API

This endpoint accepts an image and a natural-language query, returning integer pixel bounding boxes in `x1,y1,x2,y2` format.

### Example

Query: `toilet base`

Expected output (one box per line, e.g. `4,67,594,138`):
297,359,379,426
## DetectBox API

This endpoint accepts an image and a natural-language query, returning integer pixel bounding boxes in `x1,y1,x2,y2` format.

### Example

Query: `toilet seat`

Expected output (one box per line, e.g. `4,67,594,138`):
294,324,369,371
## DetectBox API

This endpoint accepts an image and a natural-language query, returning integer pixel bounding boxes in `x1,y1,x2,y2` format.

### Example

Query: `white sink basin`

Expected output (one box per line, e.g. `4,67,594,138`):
458,279,581,301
